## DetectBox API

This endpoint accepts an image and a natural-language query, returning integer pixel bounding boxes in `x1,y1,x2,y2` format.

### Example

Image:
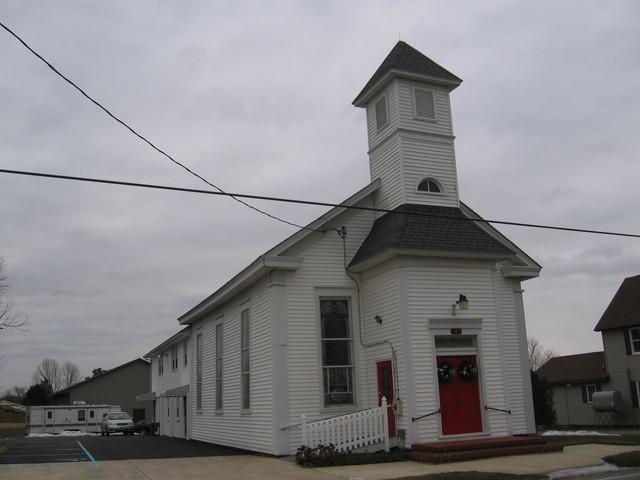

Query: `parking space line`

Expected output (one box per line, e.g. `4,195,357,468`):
76,441,97,465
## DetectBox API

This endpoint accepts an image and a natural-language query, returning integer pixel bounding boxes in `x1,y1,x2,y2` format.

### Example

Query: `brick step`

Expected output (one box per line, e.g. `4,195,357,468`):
408,443,564,464
412,435,546,453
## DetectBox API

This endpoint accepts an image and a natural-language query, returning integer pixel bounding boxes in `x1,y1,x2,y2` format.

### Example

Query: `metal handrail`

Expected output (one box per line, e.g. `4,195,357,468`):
411,409,440,422
485,405,511,415
280,407,373,430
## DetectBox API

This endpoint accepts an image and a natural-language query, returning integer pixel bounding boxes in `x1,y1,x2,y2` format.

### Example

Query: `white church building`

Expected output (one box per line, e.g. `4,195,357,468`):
143,41,540,455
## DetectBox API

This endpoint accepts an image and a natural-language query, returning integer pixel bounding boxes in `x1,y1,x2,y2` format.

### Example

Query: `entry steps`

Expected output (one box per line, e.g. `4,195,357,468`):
408,435,563,464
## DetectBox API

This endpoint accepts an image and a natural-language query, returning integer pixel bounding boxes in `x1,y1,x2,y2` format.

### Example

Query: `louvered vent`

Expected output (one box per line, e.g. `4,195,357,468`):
414,88,435,119
375,96,388,131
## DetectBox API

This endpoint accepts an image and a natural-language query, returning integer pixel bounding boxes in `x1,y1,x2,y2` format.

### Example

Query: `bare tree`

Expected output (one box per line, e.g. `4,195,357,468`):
1,385,27,404
0,257,27,333
32,358,62,392
528,337,556,371
61,361,82,389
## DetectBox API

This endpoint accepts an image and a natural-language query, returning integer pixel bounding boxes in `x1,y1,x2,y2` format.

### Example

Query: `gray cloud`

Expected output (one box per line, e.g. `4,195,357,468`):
1,0,639,389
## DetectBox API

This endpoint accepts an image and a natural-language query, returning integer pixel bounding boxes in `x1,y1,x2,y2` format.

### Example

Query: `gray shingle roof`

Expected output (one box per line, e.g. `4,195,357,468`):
594,275,640,331
537,352,608,385
349,204,513,268
353,41,462,105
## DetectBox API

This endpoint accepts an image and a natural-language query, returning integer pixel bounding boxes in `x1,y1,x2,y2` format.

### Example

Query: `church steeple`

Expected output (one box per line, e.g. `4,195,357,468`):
354,42,463,211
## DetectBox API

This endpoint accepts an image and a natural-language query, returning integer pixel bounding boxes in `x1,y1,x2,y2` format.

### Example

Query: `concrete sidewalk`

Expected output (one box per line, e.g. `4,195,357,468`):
0,444,638,479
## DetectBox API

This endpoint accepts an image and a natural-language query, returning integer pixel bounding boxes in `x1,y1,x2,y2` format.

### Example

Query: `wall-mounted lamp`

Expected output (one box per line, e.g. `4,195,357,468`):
374,315,383,325
451,294,469,316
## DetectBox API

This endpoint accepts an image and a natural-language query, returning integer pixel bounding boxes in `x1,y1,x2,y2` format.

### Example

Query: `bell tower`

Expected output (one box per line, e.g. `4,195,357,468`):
353,42,463,211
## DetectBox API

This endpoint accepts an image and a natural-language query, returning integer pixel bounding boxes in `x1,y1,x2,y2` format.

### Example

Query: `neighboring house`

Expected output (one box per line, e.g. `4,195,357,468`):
50,358,152,423
536,352,608,426
593,274,640,425
141,326,191,438
148,41,540,455
0,400,26,423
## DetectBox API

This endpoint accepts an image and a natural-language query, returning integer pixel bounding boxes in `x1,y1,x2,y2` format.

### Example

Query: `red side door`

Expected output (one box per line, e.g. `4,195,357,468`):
437,355,483,435
376,360,396,437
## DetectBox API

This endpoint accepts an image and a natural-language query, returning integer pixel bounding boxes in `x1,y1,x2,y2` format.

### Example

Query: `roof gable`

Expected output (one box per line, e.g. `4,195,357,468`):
594,275,640,331
353,41,462,106
537,351,608,385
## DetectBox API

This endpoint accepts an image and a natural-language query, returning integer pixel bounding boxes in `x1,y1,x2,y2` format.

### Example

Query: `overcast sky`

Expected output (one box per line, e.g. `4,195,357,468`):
1,1,639,391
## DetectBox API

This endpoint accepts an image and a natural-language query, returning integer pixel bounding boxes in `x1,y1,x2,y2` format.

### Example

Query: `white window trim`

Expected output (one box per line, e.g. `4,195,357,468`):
171,345,179,370
195,332,203,413
583,384,597,404
416,177,446,196
317,295,356,410
240,308,251,414
215,317,224,414
412,86,438,122
158,354,164,376
630,327,640,354
374,93,389,133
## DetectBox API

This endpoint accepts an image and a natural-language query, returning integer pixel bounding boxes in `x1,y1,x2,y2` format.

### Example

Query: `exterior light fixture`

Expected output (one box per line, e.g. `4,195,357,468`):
451,294,469,316
374,315,383,325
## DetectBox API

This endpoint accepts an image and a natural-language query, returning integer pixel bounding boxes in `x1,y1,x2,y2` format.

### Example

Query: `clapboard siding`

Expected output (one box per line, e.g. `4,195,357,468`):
189,277,275,453
282,199,377,452
366,82,399,151
405,259,511,441
396,80,453,137
151,341,191,396
401,136,459,208
369,135,404,211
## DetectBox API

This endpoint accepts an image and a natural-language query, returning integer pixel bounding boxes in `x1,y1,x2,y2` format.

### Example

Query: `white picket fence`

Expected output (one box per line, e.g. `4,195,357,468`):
301,397,389,452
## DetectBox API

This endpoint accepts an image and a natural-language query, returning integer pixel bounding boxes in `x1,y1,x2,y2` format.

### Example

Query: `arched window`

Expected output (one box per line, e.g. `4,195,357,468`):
417,177,442,193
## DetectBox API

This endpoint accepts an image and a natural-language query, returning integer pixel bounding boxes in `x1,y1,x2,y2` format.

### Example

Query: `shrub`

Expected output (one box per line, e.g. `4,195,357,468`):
295,444,408,467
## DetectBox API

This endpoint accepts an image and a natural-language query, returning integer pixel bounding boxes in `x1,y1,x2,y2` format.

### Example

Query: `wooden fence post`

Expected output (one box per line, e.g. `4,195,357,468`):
301,414,307,446
381,396,390,452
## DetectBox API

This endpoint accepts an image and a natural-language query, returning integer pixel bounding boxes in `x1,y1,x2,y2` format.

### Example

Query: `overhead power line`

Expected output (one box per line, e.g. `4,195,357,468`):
2,168,639,239
0,19,320,233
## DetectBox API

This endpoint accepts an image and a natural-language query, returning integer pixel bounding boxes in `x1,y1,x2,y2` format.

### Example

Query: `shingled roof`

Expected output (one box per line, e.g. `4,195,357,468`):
594,275,640,331
537,351,608,385
348,204,513,268
353,41,462,106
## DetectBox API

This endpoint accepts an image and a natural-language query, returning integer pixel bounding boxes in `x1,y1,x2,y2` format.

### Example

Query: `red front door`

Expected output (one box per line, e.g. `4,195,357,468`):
437,355,483,435
376,360,396,437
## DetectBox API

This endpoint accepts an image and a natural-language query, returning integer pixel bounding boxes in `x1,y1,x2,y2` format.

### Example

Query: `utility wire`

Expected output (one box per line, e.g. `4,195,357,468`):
2,168,639,239
0,19,321,233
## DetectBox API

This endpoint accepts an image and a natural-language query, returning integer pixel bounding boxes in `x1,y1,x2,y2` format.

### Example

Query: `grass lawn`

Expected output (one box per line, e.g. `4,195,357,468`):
0,423,26,436
391,473,546,480
603,450,640,467
0,440,13,454
543,434,640,447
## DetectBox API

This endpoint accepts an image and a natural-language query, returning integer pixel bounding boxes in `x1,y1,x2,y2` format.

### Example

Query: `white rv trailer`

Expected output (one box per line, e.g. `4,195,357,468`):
27,404,121,434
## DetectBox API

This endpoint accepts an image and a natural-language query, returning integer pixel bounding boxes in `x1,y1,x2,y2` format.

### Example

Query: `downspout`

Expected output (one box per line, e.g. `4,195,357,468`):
337,226,400,404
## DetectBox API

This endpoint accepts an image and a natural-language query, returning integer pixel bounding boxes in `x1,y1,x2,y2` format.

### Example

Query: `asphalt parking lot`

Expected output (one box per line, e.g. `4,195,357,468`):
0,434,247,464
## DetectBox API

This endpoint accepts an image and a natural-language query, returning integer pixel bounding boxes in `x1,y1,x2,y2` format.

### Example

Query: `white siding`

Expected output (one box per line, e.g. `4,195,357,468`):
401,136,459,208
369,135,404,211
189,278,274,454
405,258,513,442
151,343,191,397
282,199,377,452
396,80,453,137
366,82,399,151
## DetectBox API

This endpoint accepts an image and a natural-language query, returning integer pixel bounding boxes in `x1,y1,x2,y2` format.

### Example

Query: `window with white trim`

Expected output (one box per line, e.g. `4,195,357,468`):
582,384,597,403
320,298,354,405
414,87,435,120
630,327,640,354
171,345,178,370
183,341,188,367
77,409,85,422
375,96,388,131
417,177,442,193
240,309,250,411
158,355,164,376
215,322,223,411
196,333,203,411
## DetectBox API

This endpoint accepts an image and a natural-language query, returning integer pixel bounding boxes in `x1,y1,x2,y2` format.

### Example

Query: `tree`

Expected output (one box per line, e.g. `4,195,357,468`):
531,370,556,426
61,361,82,389
1,385,26,404
0,257,27,333
32,358,62,392
528,337,556,372
24,381,52,406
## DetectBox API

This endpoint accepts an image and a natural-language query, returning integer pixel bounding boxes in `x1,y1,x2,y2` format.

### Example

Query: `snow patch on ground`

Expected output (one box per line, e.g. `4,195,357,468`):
549,462,619,478
542,430,621,436
28,430,97,437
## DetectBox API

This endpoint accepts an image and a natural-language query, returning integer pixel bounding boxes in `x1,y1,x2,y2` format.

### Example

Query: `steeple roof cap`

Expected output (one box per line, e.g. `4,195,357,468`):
353,41,462,107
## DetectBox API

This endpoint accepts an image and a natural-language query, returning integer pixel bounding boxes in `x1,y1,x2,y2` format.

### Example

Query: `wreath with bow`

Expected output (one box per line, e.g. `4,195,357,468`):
458,360,478,381
437,361,453,384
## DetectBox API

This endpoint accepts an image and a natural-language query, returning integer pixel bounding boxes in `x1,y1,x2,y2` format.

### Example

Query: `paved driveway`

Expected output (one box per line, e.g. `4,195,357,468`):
0,435,245,464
